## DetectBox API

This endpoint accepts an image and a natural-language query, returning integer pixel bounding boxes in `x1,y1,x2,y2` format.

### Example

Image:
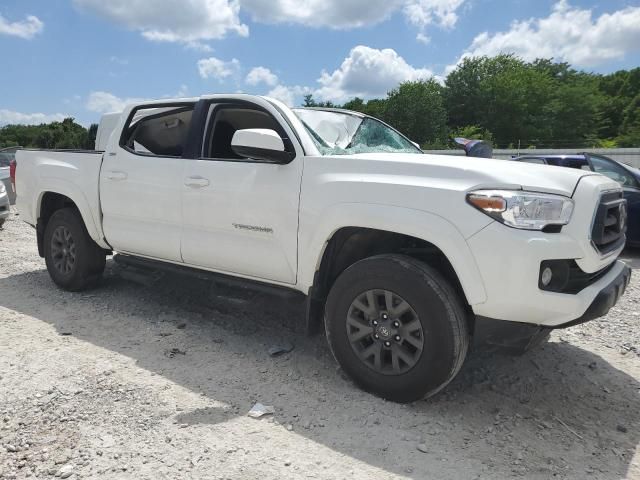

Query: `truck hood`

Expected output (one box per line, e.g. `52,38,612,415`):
340,152,594,196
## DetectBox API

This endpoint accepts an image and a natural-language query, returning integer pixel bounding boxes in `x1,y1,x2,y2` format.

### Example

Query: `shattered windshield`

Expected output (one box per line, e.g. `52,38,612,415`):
292,109,422,156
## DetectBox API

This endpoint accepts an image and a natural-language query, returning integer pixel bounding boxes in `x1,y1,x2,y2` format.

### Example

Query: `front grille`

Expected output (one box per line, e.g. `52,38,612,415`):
591,191,627,255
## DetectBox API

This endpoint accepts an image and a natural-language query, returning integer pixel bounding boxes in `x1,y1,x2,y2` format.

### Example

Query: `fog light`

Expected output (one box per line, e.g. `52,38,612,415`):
541,267,553,287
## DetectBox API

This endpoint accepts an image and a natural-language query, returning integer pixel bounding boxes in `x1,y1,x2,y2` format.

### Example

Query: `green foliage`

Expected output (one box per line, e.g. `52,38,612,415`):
451,125,493,142
335,56,640,149
302,95,337,108
384,80,448,147
0,118,99,150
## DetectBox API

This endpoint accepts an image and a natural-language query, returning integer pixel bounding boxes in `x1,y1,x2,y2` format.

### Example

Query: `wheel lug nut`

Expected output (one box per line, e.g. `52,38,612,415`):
393,321,400,328
374,334,379,340
382,313,388,320
384,341,391,347
395,335,401,342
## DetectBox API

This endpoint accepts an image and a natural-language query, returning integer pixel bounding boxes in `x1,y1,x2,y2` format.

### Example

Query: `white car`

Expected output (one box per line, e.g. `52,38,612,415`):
16,95,631,402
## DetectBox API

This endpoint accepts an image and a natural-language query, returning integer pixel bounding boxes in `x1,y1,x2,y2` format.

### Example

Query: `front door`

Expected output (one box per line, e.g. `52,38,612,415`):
100,103,195,262
180,100,302,284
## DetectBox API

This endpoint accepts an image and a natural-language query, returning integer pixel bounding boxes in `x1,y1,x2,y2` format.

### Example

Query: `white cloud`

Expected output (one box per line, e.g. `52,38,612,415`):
198,57,240,81
416,33,430,45
86,91,147,113
454,1,640,68
266,85,312,107
404,0,465,30
0,13,43,39
175,84,190,97
73,0,248,48
73,0,467,45
109,56,129,65
315,46,434,102
240,0,401,29
86,86,192,114
246,67,279,87
240,0,466,31
0,110,66,126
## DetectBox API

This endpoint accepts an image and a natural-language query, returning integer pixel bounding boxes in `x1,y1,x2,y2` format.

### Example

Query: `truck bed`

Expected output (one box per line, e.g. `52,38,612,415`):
15,149,106,247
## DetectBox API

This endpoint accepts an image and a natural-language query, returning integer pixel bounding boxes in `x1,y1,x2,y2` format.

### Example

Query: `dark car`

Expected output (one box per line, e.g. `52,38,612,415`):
513,153,640,247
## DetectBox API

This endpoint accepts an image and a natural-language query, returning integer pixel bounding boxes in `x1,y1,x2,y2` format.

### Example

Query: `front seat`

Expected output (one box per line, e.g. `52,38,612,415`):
210,121,241,159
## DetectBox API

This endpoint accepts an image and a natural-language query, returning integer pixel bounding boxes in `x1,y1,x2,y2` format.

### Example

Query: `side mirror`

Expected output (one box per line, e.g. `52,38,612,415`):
231,129,294,163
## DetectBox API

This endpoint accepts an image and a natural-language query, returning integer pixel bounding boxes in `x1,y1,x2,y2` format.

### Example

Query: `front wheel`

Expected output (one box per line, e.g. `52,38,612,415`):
44,208,106,291
325,254,469,403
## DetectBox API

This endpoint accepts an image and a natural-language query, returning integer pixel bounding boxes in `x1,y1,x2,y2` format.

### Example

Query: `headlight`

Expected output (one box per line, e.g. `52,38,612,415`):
467,189,574,231
0,183,5,194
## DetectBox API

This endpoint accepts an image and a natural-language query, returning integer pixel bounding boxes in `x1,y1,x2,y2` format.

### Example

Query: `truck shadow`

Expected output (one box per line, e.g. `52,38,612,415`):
0,262,638,479
621,246,640,269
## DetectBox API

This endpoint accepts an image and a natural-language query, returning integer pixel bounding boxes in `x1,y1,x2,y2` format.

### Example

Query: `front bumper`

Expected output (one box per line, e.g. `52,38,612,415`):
563,261,631,327
474,263,631,351
468,216,629,326
467,175,629,327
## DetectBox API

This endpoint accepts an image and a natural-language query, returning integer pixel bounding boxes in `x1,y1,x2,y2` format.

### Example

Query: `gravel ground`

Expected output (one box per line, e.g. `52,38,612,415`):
0,210,639,480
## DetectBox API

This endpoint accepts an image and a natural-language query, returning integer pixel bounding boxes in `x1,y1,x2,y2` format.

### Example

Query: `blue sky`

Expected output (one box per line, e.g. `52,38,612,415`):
1,0,639,126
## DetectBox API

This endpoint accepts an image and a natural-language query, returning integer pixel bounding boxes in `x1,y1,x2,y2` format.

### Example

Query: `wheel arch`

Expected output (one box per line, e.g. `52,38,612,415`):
300,204,487,334
36,189,107,256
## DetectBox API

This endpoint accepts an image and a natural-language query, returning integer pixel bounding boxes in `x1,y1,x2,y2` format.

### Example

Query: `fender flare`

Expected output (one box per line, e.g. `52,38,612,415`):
298,203,487,306
35,179,109,249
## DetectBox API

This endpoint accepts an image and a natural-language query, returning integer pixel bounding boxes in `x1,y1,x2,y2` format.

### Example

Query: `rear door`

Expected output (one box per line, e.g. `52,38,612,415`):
180,98,303,284
100,103,195,262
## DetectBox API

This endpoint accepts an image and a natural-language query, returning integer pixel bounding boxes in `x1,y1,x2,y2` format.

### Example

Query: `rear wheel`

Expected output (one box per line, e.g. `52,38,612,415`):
44,208,106,291
325,254,469,403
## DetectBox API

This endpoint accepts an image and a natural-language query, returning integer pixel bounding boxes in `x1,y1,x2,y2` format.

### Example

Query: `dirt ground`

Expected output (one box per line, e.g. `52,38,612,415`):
1,210,639,480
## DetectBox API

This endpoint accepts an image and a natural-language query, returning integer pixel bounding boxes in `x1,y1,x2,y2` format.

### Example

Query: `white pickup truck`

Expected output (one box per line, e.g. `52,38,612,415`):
16,94,631,402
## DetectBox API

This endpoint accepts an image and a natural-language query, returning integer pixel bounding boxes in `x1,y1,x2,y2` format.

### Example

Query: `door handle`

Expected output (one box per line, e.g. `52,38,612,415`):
184,176,210,188
106,171,127,181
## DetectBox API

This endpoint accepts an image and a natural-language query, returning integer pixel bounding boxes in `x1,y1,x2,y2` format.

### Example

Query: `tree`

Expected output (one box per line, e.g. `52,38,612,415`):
451,125,493,142
0,118,94,150
342,97,388,119
444,54,523,132
302,94,317,107
615,93,640,147
342,97,365,112
86,124,98,150
301,94,337,108
384,80,448,148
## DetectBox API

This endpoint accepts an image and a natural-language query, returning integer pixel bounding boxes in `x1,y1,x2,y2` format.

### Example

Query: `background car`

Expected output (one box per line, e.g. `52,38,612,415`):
513,153,640,247
0,181,9,229
0,147,20,205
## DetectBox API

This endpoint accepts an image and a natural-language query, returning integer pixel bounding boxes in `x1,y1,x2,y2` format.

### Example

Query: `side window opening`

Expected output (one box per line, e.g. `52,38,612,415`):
203,105,284,160
122,105,195,157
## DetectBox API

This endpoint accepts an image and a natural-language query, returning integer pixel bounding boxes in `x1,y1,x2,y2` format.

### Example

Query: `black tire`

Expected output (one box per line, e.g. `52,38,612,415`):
325,254,469,403
43,208,106,291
